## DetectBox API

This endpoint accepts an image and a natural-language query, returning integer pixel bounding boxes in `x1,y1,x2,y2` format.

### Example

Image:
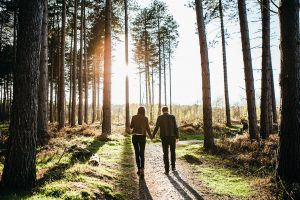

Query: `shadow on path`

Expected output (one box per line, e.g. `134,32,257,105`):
118,136,139,199
139,178,153,200
167,171,204,200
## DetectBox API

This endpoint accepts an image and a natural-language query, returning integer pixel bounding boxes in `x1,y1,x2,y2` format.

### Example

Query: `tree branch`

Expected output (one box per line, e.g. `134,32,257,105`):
270,0,279,9
257,0,278,14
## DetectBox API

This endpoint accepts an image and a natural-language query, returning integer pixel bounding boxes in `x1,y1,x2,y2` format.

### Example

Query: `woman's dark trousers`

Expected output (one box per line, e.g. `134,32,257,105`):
132,135,146,169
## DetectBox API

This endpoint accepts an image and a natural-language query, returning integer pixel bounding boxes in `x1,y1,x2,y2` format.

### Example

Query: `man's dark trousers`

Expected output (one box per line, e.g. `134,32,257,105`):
161,136,176,172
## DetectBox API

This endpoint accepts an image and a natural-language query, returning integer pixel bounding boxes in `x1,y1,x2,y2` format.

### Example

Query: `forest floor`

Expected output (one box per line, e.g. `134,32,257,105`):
0,123,275,200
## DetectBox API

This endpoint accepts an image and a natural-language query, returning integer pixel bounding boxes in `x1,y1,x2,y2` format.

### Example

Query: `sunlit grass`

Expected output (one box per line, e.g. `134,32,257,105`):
0,127,137,200
177,142,253,198
179,133,204,141
199,167,252,197
0,123,9,131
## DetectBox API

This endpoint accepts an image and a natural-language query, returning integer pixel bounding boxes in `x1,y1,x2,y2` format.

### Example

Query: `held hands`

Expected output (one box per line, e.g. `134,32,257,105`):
176,138,179,144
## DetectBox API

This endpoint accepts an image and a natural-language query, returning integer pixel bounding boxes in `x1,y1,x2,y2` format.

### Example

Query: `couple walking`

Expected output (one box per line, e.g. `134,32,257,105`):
130,106,179,178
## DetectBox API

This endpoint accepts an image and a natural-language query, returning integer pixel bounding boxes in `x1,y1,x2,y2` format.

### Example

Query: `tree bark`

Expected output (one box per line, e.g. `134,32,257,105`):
58,0,66,129
97,68,101,121
71,0,78,127
195,0,214,150
219,0,231,127
270,66,277,124
69,28,73,125
78,0,84,125
83,0,88,124
49,56,54,123
158,16,162,115
163,40,167,106
277,0,300,183
168,38,172,114
38,0,49,144
151,64,154,122
238,0,259,140
1,0,43,189
92,61,96,123
139,71,142,105
260,0,272,139
102,0,112,136
125,0,130,132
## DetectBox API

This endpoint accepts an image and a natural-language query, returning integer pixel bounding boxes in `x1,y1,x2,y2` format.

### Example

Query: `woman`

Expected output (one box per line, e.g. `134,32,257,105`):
130,107,152,178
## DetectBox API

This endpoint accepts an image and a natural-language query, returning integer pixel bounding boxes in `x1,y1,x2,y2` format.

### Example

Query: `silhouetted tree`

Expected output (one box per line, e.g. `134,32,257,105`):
1,0,43,189
195,0,214,150
238,0,258,139
38,0,49,144
102,0,112,136
277,0,300,187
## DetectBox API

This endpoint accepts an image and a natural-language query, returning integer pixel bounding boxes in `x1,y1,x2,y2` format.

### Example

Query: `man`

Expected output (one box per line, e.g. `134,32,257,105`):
152,106,179,174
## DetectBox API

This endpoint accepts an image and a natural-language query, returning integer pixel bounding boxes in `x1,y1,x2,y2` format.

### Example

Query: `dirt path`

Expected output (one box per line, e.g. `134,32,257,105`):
137,142,232,200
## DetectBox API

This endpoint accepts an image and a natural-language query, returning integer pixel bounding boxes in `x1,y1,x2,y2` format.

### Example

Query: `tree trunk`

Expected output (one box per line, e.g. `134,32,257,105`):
151,64,154,122
84,0,88,124
0,84,2,113
58,0,66,129
219,0,231,127
168,38,172,114
97,69,101,121
71,0,78,127
1,0,43,189
92,61,96,123
158,18,162,115
102,0,112,136
260,0,272,139
195,0,214,150
139,71,142,105
270,66,277,124
238,0,259,140
144,32,152,118
2,75,6,113
50,56,54,123
69,28,73,125
277,0,300,183
125,0,130,132
55,10,60,123
163,40,167,106
38,0,49,144
78,0,84,125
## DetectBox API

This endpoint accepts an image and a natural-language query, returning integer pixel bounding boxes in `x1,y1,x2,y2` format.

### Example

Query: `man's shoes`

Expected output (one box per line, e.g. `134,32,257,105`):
137,169,140,176
165,170,169,175
172,166,176,171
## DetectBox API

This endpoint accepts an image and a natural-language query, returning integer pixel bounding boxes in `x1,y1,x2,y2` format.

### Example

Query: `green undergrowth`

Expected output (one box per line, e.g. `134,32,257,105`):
177,143,253,198
0,123,9,132
179,133,204,141
0,127,138,200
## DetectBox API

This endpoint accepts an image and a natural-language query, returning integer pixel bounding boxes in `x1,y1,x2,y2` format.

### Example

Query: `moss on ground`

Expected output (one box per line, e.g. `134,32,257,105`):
0,125,138,200
177,143,253,198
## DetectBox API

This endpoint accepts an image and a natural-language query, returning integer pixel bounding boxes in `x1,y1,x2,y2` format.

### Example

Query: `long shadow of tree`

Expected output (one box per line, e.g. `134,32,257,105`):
167,171,204,200
117,136,140,199
117,136,153,199
37,136,106,187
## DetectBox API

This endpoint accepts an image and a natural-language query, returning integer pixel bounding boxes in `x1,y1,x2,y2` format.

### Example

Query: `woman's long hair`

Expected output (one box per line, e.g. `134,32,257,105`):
137,106,145,116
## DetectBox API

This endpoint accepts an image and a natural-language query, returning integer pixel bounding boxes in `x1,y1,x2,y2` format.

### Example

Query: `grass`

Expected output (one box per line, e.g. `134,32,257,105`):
199,167,252,197
0,123,8,132
177,143,253,198
179,133,204,141
0,125,138,200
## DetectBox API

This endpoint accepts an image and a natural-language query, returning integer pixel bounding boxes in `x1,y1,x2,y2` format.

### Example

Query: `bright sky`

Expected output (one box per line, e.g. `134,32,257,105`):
110,0,280,106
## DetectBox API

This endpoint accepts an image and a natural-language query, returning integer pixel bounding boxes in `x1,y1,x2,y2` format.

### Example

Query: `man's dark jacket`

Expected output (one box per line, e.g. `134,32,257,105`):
153,113,179,139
